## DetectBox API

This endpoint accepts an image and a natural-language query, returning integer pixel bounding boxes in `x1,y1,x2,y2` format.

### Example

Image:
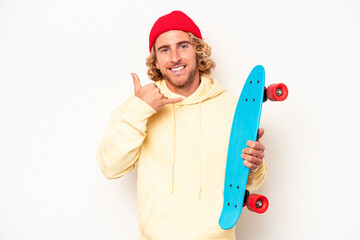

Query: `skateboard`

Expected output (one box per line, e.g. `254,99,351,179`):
218,65,288,230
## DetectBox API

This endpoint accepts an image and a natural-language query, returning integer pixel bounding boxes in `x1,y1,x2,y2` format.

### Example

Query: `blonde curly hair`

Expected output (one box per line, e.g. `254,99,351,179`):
146,32,216,81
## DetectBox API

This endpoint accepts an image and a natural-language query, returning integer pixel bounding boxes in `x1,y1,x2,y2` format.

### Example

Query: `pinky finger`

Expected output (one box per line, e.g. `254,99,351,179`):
243,160,257,170
163,97,184,105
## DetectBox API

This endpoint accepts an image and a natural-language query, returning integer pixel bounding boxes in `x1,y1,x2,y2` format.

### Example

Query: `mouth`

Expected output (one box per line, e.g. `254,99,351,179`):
169,65,186,72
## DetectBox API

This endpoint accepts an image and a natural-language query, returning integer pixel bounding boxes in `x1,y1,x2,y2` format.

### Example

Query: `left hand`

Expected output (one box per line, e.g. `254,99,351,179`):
241,128,265,171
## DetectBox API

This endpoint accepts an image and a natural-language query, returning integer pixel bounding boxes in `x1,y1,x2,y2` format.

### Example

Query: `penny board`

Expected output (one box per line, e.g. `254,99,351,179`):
219,65,265,230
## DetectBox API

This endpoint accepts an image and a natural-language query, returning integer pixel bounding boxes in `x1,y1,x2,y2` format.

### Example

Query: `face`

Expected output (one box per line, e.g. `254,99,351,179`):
154,30,200,95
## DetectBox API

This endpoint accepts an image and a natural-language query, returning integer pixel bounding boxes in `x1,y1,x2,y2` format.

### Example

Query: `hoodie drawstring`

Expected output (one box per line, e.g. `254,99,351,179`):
158,76,224,199
170,103,203,199
171,104,176,194
198,102,202,199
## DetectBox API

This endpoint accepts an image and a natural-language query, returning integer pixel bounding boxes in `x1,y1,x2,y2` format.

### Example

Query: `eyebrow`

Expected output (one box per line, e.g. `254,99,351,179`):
157,41,192,52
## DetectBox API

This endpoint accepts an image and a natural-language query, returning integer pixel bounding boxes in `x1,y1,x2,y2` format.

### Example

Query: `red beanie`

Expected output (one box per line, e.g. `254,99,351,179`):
149,10,202,52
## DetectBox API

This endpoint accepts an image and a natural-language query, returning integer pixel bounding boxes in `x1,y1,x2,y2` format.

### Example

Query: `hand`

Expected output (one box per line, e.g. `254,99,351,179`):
131,73,183,111
241,128,265,171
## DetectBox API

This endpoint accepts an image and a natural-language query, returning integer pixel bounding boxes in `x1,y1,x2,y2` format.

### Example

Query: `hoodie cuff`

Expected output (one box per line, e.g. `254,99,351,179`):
247,160,268,192
120,96,157,133
248,160,267,176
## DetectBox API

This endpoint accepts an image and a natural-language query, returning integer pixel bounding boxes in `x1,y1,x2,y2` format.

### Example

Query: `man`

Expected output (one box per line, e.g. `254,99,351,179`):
97,10,267,240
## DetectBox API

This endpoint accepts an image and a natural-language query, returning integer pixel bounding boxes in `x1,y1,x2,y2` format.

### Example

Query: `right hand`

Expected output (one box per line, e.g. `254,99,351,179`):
131,73,183,111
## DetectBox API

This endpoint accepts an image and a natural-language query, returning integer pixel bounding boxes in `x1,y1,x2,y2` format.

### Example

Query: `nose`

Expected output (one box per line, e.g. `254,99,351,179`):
170,49,181,64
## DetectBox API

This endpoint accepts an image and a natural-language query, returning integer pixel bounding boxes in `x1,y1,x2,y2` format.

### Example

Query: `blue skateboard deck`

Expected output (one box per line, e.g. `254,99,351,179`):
219,65,265,230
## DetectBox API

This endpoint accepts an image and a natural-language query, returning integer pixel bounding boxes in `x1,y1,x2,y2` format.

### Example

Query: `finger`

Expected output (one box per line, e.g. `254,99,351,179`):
241,153,263,165
131,73,141,94
246,140,265,151
257,128,265,141
243,159,260,170
161,97,184,105
242,147,265,159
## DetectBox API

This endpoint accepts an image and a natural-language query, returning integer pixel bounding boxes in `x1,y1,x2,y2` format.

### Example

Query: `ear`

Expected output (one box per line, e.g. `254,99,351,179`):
155,59,159,70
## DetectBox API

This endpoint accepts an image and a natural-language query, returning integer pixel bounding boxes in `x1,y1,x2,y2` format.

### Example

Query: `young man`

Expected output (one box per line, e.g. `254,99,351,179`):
97,11,267,240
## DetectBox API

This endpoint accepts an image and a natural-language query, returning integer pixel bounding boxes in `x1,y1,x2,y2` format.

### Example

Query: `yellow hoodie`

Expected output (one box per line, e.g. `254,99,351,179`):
97,75,267,239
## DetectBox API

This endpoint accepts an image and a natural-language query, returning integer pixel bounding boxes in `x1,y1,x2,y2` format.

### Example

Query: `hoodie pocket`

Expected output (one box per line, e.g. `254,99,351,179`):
140,190,234,239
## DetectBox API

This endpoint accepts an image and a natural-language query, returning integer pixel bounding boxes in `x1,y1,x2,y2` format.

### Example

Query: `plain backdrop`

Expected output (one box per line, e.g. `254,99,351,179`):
1,0,360,239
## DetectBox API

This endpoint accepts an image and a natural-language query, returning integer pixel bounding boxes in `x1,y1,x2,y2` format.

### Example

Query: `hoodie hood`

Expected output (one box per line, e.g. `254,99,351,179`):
155,75,225,105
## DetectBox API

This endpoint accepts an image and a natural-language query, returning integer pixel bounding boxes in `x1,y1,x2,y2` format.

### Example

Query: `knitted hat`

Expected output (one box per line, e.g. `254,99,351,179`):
149,10,202,52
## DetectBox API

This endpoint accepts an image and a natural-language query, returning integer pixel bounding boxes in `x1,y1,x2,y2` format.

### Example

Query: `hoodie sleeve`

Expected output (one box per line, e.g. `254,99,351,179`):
97,96,156,179
246,160,268,192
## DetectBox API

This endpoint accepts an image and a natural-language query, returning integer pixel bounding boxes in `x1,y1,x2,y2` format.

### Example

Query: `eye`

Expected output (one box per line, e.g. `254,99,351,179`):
179,44,188,49
160,48,169,53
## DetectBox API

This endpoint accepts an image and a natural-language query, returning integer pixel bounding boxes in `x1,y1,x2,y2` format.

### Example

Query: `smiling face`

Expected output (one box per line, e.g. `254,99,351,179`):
154,30,200,97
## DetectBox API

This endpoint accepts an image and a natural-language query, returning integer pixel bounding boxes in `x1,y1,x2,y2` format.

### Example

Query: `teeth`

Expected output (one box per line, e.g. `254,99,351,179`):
171,66,185,71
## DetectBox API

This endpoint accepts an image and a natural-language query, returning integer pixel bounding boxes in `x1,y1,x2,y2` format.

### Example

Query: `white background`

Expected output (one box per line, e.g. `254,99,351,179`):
1,0,360,239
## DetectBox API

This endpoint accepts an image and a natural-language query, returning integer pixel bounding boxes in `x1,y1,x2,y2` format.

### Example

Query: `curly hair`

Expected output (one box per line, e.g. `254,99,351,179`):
146,32,216,81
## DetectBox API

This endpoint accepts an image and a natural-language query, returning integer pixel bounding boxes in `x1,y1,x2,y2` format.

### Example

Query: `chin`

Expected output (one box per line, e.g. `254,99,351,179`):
165,75,187,86
172,79,191,88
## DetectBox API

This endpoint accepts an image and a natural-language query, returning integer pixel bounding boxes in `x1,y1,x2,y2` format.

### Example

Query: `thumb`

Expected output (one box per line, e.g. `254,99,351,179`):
131,73,141,94
257,128,265,141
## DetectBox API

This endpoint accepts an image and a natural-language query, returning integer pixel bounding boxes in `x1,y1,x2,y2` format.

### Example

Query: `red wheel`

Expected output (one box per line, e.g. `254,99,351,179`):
246,194,269,214
266,83,288,101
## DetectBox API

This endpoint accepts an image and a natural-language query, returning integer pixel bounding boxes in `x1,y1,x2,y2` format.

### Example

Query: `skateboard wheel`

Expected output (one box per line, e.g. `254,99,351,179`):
246,194,269,214
266,83,288,101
